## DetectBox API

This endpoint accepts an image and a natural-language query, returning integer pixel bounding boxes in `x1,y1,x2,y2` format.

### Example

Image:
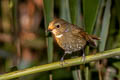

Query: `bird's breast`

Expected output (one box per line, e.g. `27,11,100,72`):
55,33,87,52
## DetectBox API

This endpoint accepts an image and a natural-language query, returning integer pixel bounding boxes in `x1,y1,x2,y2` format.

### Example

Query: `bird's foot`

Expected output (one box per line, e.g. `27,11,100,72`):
60,61,66,67
81,53,85,63
59,51,71,66
60,57,64,61
60,57,67,66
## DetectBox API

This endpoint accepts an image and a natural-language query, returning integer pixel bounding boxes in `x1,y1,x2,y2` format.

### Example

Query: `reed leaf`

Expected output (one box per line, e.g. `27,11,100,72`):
69,0,82,80
99,0,111,52
83,0,100,34
43,0,54,63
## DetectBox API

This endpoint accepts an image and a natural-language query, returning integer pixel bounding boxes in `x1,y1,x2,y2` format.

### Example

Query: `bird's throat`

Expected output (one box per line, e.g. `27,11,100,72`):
56,34,63,38
52,29,63,38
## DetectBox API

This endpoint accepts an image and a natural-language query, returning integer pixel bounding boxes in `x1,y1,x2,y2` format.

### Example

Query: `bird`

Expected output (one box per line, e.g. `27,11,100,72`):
48,18,100,61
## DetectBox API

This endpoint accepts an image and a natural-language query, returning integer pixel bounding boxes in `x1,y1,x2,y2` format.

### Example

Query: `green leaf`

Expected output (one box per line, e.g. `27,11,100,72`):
99,0,111,51
69,0,79,25
115,0,120,28
83,0,100,34
59,0,71,22
69,0,83,80
83,1,100,80
43,0,54,63
113,62,120,69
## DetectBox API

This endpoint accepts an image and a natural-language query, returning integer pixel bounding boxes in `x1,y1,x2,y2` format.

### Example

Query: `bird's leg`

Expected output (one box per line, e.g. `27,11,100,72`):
60,51,72,61
60,51,72,66
60,52,67,61
81,49,85,62
60,52,67,66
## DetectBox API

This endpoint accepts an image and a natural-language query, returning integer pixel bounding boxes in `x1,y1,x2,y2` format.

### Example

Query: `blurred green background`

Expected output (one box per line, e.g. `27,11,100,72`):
0,0,120,80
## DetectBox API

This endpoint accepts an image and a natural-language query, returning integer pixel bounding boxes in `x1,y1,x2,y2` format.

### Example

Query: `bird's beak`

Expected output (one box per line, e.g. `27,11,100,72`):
48,25,53,32
48,22,55,32
48,25,54,32
47,29,52,32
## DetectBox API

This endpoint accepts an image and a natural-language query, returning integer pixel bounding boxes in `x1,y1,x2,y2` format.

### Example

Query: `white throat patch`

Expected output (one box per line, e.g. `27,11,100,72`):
52,29,57,34
56,34,63,38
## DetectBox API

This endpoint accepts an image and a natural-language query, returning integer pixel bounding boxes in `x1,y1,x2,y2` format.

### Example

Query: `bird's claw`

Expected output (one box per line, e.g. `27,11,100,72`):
60,58,67,66
81,54,86,63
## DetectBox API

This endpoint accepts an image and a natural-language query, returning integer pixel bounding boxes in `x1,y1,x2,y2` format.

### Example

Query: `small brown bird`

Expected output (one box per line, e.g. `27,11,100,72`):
48,18,100,61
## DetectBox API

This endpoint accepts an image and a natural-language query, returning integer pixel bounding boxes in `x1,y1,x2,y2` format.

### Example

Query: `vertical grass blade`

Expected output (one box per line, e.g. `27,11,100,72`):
69,0,83,80
59,0,71,22
83,0,100,34
84,67,91,80
69,0,79,25
94,0,105,36
43,0,54,80
99,0,111,52
72,69,82,80
77,0,83,27
1,0,11,32
113,0,120,48
12,0,22,66
115,0,120,27
98,0,111,80
83,0,100,80
43,0,54,63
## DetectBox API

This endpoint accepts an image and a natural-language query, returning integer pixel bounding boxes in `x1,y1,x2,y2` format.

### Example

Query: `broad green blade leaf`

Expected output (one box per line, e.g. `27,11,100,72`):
69,0,79,25
99,0,111,52
72,69,82,80
69,0,83,27
115,0,120,28
83,1,100,80
43,0,54,63
69,0,83,80
94,0,105,36
83,0,100,34
60,0,71,22
43,0,54,29
106,7,116,49
114,0,120,48
113,62,120,69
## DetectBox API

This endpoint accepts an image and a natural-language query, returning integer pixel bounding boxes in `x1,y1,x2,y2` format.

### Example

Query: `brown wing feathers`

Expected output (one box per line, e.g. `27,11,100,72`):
80,31,100,47
71,25,100,47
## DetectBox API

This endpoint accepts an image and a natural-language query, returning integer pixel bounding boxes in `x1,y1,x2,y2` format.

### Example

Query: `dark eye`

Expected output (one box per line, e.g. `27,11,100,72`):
56,24,60,28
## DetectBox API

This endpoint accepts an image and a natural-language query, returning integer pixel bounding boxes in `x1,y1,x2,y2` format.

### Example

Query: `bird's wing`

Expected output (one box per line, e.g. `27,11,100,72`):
71,25,85,38
71,25,100,46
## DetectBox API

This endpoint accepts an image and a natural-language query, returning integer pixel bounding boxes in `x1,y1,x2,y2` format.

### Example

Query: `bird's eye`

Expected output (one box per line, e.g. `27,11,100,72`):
56,24,60,28
55,23,60,28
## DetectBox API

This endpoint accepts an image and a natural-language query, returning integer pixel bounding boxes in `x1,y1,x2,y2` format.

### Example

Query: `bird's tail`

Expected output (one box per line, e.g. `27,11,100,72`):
85,35,100,47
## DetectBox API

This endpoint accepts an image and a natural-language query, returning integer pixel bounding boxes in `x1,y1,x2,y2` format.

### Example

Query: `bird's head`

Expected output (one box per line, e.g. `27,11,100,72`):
48,18,70,37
